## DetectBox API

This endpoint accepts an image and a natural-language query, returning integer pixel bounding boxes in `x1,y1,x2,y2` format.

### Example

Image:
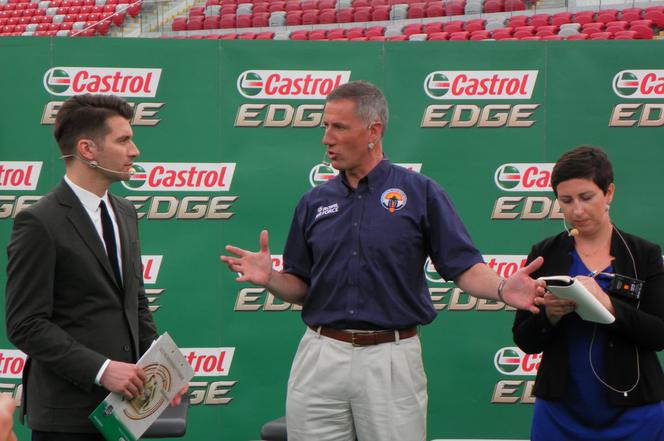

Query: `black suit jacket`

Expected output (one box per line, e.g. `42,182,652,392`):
513,230,664,406
5,181,157,432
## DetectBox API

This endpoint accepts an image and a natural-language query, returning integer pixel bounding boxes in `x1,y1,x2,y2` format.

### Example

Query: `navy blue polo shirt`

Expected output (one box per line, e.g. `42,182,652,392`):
283,159,483,330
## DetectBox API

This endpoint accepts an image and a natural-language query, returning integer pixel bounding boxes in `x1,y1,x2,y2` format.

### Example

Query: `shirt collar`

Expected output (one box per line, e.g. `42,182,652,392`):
64,175,110,212
339,157,391,194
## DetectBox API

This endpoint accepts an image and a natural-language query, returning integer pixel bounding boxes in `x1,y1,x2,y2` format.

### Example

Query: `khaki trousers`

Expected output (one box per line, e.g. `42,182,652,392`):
286,327,427,441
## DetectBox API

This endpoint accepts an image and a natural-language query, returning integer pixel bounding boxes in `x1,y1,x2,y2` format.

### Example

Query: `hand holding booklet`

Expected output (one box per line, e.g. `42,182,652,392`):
539,276,615,324
89,332,194,441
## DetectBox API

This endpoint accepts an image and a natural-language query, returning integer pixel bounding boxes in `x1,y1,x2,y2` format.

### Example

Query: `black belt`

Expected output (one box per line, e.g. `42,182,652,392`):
310,326,417,347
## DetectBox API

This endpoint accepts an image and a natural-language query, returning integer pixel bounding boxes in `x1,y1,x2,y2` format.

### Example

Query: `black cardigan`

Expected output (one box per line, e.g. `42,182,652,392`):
512,229,664,406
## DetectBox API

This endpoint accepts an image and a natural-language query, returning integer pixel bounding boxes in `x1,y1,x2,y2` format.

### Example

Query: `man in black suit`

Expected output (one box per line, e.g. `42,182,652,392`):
5,94,173,441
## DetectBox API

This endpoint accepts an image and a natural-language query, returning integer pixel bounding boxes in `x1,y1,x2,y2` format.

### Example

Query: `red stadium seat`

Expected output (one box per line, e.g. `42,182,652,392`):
238,32,257,39
346,26,364,38
220,32,237,39
619,8,643,22
189,6,204,16
604,21,627,33
285,1,301,12
542,34,563,40
629,24,653,39
465,19,485,32
407,3,424,18
309,29,327,40
425,2,444,17
483,0,503,14
252,3,268,13
251,12,269,26
255,31,274,39
643,10,664,28
551,12,572,26
302,10,319,24
365,25,384,37
203,16,219,29
352,0,370,7
573,11,595,25
353,6,371,22
470,30,490,40
235,13,251,27
530,14,551,27
301,0,318,10
448,30,469,40
318,8,336,23
125,3,139,17
590,31,612,39
491,27,513,39
613,30,636,39
423,21,443,34
535,28,556,37
595,9,618,23
186,16,202,30
286,11,303,25
504,0,525,12
443,20,464,33
446,2,464,16
513,29,534,39
387,34,408,40
372,5,389,21
629,19,653,29
290,29,309,40
327,28,346,39
268,1,286,12
219,13,235,28
402,23,422,35
318,0,335,9
427,31,448,40
220,5,237,15
336,7,353,23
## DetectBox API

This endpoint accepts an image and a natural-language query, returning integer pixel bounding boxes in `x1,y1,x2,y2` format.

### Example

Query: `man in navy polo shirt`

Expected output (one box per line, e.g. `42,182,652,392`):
221,81,545,441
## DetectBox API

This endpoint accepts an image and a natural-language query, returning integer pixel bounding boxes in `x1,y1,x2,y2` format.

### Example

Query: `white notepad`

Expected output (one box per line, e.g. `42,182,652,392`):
540,275,615,324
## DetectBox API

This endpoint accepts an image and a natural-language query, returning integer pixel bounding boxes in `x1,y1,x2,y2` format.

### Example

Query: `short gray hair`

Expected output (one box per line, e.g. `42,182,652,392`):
326,80,389,137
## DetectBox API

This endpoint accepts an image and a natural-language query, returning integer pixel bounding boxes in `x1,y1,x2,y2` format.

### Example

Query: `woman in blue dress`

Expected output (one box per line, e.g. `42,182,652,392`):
513,146,664,441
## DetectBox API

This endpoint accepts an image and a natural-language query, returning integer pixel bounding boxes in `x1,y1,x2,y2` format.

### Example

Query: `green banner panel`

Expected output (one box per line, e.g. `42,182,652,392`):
0,38,662,441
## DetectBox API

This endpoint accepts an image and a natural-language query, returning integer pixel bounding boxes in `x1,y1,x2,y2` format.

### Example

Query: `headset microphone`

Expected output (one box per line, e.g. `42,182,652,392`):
321,151,332,167
88,160,136,176
61,155,135,176
562,218,579,237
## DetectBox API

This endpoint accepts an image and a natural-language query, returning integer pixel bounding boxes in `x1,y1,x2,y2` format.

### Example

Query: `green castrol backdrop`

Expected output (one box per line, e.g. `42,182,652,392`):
1,37,663,440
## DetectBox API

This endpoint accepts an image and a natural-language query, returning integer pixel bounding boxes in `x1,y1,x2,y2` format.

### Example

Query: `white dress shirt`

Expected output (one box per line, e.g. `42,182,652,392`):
63,175,123,386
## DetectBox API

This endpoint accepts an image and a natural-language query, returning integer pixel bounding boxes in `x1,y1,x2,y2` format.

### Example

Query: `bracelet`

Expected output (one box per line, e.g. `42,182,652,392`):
497,279,507,303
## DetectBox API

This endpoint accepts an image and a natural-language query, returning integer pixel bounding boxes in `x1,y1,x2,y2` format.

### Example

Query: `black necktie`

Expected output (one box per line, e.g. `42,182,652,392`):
99,200,122,287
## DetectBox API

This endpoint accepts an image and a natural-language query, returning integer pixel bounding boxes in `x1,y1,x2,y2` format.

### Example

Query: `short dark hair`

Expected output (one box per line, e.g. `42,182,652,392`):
551,145,614,196
53,94,133,156
326,80,389,136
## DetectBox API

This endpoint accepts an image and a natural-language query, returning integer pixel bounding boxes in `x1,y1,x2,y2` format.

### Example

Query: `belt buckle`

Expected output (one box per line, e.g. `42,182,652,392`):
351,332,360,347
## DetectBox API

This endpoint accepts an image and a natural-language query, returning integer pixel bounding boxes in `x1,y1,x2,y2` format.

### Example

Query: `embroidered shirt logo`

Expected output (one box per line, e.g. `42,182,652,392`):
315,203,339,219
380,188,407,213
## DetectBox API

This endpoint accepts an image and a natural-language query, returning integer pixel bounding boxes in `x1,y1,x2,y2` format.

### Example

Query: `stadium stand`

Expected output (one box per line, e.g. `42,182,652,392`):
1,0,663,39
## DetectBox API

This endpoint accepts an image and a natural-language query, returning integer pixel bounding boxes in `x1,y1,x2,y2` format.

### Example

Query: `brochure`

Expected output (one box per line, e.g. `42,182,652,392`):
89,332,194,441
